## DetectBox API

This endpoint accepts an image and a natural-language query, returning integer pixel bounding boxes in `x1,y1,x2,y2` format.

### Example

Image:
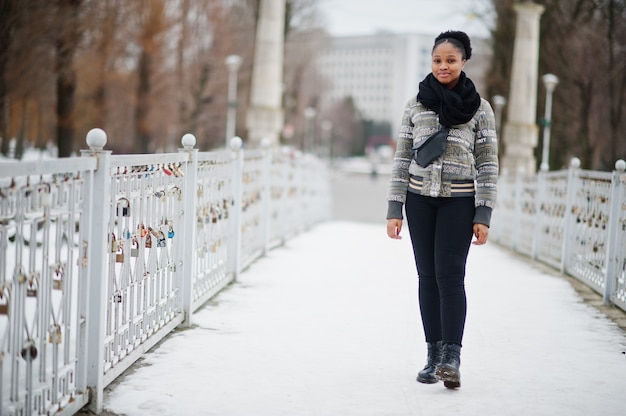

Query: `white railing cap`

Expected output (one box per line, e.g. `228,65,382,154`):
86,128,107,151
230,136,243,151
181,134,196,149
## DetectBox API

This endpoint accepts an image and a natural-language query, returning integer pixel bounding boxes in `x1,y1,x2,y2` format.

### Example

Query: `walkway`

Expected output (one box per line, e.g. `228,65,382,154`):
97,216,626,416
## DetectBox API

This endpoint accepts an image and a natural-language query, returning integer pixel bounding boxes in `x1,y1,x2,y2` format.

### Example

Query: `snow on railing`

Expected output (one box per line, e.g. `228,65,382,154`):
491,158,626,313
0,129,331,415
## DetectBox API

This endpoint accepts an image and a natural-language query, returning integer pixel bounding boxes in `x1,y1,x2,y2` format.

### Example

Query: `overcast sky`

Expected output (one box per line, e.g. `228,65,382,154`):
317,0,494,38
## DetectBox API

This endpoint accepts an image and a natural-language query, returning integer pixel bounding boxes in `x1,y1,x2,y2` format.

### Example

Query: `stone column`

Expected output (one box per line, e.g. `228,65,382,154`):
501,1,545,175
246,0,286,147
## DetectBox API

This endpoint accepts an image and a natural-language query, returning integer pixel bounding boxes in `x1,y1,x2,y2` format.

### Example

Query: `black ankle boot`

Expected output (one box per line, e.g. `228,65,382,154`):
435,343,461,388
416,341,442,384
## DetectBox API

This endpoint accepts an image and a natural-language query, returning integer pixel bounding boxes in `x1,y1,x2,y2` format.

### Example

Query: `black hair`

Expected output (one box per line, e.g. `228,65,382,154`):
432,30,472,60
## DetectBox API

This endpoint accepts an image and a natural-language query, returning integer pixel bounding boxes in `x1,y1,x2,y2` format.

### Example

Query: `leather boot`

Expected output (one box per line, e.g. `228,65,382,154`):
435,343,461,388
416,341,442,384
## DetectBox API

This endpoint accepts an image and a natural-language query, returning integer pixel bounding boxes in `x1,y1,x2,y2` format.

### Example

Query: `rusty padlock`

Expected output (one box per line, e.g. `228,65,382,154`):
0,294,8,315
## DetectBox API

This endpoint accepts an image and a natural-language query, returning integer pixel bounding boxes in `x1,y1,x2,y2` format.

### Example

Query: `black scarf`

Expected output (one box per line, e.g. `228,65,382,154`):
416,71,481,127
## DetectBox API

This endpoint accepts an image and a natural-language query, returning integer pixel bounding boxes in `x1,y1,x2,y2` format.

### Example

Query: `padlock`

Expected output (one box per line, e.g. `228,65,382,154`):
26,279,38,297
116,197,131,217
0,296,8,315
173,164,185,177
110,234,118,253
157,231,167,247
49,324,62,344
52,272,63,291
116,247,125,263
17,268,27,283
113,291,123,303
21,341,38,361
168,225,175,238
145,235,152,248
130,238,139,257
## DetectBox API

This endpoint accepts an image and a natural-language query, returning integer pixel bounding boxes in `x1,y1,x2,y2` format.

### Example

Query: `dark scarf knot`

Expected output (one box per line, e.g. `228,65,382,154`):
416,72,481,127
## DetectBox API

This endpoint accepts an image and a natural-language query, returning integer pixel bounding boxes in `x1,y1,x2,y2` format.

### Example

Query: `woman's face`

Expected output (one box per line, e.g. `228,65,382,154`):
431,42,466,89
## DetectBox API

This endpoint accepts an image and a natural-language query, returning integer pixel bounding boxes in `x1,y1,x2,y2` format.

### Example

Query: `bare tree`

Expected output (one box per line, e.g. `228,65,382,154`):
486,0,626,170
0,0,18,156
55,0,83,157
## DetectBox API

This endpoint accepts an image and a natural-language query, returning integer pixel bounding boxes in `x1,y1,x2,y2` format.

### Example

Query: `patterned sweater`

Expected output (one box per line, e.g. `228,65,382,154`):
387,97,499,226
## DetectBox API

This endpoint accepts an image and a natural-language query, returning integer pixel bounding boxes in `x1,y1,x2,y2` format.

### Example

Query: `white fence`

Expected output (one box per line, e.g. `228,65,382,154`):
0,130,331,415
491,158,626,312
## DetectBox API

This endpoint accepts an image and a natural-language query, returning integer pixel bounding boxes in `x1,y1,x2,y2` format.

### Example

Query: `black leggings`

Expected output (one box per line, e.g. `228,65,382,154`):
405,192,475,346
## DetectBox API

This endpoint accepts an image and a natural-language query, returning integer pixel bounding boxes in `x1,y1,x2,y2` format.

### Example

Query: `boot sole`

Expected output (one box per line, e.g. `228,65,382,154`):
435,366,460,389
416,376,439,384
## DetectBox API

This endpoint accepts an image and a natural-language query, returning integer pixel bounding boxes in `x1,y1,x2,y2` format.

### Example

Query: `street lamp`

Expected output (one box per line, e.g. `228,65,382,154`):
225,54,242,148
540,73,559,172
492,95,507,137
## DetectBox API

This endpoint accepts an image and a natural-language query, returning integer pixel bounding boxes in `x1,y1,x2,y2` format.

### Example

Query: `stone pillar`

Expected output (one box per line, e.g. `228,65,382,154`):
501,1,545,175
246,0,286,147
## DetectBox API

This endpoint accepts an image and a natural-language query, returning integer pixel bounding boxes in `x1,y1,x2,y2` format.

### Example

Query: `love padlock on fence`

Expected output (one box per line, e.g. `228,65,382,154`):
157,231,167,247
130,238,139,257
110,234,118,253
52,265,64,290
116,246,125,263
116,197,131,217
21,341,38,361
49,324,62,344
0,294,8,315
26,276,38,297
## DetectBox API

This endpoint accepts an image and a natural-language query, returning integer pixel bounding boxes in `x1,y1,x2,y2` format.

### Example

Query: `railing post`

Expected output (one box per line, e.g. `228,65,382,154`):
513,167,525,252
80,128,111,414
532,169,547,261
603,159,626,305
561,157,581,274
229,137,244,281
179,134,198,326
260,139,272,255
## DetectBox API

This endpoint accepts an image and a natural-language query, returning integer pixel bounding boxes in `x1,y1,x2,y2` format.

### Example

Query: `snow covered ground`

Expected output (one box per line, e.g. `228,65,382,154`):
102,220,626,416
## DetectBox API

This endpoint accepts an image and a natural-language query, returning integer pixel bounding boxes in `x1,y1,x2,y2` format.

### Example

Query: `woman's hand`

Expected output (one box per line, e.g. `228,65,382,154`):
387,219,403,239
472,223,489,245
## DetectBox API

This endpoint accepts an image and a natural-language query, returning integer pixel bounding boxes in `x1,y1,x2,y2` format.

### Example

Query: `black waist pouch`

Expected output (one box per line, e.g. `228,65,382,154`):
411,127,449,167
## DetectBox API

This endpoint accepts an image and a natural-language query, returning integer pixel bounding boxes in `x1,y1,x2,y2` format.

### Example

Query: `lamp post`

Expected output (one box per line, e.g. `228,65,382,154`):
225,54,242,148
492,95,507,137
540,73,559,172
303,107,316,153
321,120,332,159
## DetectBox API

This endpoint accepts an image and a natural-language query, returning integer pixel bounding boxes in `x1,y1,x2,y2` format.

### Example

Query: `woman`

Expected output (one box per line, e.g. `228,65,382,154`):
386,30,498,389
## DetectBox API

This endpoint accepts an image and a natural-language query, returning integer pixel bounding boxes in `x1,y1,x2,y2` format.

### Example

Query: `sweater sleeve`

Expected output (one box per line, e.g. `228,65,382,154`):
473,99,499,226
386,99,414,219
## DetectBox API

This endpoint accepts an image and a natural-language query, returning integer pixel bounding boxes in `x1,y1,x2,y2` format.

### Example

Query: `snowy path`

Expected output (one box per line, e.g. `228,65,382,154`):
103,221,626,416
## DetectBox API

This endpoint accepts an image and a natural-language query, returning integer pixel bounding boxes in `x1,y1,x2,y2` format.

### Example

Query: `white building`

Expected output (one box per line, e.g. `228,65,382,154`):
315,32,491,140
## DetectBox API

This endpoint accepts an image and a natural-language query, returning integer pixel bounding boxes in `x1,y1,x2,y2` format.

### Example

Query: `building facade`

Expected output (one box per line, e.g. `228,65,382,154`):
315,32,491,140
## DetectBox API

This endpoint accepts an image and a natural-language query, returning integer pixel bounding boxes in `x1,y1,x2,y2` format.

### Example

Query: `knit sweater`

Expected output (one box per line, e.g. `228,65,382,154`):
387,97,499,226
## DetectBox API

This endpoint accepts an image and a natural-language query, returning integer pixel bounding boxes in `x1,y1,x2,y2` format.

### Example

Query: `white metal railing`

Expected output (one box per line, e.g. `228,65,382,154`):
0,130,331,415
491,158,626,312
